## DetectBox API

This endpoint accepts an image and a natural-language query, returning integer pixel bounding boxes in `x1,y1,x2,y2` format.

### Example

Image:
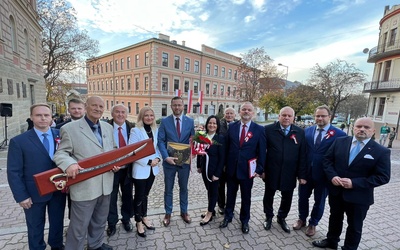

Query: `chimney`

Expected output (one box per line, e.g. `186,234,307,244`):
182,41,186,46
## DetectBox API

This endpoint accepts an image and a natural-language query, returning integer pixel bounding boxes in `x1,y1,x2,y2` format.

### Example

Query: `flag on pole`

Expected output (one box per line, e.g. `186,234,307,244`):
198,91,203,114
187,90,193,113
175,89,181,97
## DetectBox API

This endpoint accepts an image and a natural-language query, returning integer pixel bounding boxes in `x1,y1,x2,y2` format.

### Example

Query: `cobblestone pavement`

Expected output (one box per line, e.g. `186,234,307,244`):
0,139,399,250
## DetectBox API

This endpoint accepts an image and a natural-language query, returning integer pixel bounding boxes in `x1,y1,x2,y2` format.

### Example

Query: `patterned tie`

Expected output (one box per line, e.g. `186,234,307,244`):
93,124,103,145
118,127,126,147
176,118,181,139
240,124,247,147
315,128,323,149
42,133,50,153
282,128,288,136
349,140,361,165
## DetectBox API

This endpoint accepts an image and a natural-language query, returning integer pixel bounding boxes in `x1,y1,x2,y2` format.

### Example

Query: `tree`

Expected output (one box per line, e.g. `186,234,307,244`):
285,85,321,116
237,47,282,104
38,0,99,101
308,59,367,122
336,94,369,121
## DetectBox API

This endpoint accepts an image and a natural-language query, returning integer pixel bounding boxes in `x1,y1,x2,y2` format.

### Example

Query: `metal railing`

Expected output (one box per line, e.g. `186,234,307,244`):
368,38,400,61
363,78,400,91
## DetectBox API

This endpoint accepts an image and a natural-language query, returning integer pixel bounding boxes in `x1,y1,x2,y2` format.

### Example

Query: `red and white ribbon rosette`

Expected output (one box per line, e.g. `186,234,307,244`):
244,132,253,142
325,130,335,139
290,134,298,144
55,136,61,150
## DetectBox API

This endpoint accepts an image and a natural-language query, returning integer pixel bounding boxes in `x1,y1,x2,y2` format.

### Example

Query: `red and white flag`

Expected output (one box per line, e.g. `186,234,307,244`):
198,91,203,114
187,90,193,113
175,89,181,97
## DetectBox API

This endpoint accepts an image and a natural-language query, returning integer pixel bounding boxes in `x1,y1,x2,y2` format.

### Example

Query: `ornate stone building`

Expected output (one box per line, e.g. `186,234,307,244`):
0,0,45,146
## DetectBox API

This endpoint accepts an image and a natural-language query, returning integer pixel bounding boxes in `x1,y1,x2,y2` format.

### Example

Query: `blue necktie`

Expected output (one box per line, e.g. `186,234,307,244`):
315,128,323,148
93,124,103,145
349,140,361,165
282,128,288,136
42,133,50,153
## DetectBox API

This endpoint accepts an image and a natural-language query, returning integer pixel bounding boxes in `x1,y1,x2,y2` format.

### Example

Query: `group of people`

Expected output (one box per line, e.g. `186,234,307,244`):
7,95,392,250
379,123,397,148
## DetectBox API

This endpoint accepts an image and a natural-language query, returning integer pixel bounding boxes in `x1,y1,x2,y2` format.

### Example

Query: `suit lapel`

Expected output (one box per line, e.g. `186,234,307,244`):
28,129,50,157
349,139,374,166
79,119,102,147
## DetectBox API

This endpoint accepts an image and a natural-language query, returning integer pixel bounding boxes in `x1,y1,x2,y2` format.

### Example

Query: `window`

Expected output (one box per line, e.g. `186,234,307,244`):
145,52,149,66
162,104,167,116
377,97,386,116
213,84,217,95
194,81,199,94
162,78,168,91
127,57,131,69
128,102,131,114
101,81,104,90
184,80,189,92
127,78,131,90
121,79,124,90
185,58,190,71
221,67,225,78
214,65,218,76
96,65,99,74
105,62,108,72
106,100,109,110
174,79,179,91
227,86,231,96
105,81,108,90
174,55,180,69
233,87,237,97
194,61,199,73
115,60,118,71
389,28,397,46
206,63,211,75
110,61,113,72
92,66,95,75
206,83,210,95
234,70,238,80
383,61,391,81
136,103,139,114
144,76,149,90
371,97,377,116
204,104,208,115
110,80,113,90
115,79,118,90
100,64,103,73
24,29,30,59
228,69,232,79
135,78,139,90
162,52,168,67
220,85,224,96
135,54,139,67
10,15,17,52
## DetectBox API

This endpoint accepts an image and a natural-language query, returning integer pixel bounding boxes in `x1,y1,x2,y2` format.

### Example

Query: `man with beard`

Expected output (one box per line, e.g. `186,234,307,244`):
56,98,85,128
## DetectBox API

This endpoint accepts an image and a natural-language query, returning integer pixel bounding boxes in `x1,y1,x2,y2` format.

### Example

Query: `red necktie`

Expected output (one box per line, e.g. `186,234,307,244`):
240,124,246,147
118,127,126,147
176,118,181,139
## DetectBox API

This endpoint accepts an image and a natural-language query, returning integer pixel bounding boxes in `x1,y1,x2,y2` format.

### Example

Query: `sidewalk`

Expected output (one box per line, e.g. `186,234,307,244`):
0,139,399,249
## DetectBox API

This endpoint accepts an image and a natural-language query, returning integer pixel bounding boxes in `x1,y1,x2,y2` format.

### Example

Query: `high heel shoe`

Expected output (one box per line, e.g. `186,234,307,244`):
136,222,146,238
200,216,213,226
142,220,155,230
201,210,216,219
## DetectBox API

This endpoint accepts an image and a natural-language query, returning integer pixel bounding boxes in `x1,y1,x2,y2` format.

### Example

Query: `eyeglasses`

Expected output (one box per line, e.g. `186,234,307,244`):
171,104,183,107
315,115,329,118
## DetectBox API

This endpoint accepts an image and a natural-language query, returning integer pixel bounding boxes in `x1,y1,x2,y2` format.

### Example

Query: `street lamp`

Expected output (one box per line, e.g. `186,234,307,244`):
278,63,289,95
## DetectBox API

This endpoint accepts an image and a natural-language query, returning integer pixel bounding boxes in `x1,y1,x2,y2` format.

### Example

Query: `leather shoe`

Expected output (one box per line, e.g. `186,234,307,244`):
277,217,290,233
241,223,249,234
218,207,225,215
122,221,133,232
89,243,113,250
163,214,171,227
305,225,316,236
263,217,272,230
136,222,146,238
106,225,116,236
219,218,231,228
312,239,338,249
181,213,192,224
293,219,306,230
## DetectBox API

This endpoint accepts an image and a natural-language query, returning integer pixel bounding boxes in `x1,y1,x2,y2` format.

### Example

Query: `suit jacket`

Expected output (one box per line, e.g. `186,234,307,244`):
157,114,194,167
197,134,225,179
129,126,161,179
225,121,266,180
305,125,346,182
264,122,307,191
53,117,116,201
7,128,60,203
323,136,391,206
219,118,237,136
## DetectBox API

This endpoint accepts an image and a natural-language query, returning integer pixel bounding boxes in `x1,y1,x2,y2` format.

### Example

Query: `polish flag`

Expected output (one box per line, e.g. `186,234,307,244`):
175,89,181,97
198,91,203,114
187,90,193,113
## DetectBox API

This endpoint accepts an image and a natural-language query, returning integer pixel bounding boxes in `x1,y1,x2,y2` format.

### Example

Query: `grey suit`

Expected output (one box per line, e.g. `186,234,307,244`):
54,117,116,249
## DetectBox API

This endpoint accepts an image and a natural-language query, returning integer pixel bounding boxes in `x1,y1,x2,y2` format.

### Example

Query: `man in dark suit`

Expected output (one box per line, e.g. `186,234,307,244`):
106,104,135,236
158,96,195,226
263,106,307,234
7,103,66,250
313,117,391,250
217,107,237,215
55,98,85,129
219,102,266,234
293,105,346,236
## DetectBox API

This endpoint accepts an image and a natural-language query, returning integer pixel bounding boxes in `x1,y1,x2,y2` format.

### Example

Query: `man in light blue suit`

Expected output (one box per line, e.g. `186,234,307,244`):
158,96,194,227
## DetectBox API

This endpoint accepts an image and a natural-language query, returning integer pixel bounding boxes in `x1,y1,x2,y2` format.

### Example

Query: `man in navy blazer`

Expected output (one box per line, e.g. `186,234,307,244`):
313,117,390,250
219,102,266,234
158,96,195,227
294,105,346,236
7,103,66,250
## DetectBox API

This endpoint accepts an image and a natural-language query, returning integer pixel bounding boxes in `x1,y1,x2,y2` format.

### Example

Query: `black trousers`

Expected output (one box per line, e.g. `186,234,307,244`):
201,170,219,213
217,168,227,209
263,184,294,219
133,170,155,222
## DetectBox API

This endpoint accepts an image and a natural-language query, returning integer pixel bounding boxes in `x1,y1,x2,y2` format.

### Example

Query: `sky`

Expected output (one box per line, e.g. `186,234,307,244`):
66,0,399,83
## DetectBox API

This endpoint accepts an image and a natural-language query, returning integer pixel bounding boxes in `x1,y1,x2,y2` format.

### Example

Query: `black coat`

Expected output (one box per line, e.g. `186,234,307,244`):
264,122,307,191
197,134,225,180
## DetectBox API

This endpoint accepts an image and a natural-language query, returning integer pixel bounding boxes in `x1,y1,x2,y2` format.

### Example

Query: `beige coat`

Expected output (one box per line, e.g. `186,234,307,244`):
54,118,116,201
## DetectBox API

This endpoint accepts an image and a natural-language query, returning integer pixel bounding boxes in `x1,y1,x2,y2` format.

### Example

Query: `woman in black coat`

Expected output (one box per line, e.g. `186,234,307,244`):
197,115,225,226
